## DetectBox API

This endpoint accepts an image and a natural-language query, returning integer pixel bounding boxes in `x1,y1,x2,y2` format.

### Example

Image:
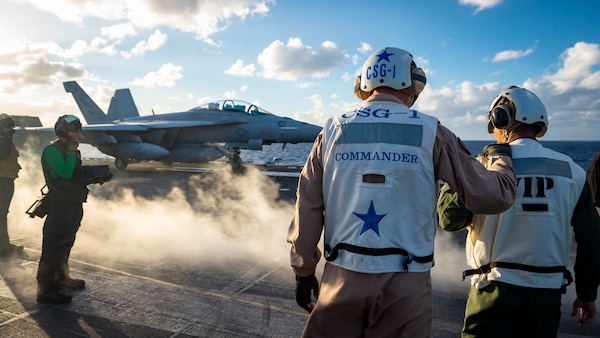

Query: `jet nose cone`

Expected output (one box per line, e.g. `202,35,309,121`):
301,122,322,142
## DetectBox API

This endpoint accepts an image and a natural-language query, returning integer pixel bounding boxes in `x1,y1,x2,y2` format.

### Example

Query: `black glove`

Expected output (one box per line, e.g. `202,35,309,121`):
483,143,512,157
295,274,319,313
95,172,113,185
478,143,512,166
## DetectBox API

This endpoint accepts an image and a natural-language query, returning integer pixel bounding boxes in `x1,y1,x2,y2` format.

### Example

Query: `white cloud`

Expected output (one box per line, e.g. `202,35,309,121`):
19,0,275,41
295,82,315,89
222,89,237,98
459,0,503,14
410,42,600,140
341,72,354,83
358,42,371,54
544,42,600,93
492,47,535,62
62,38,118,59
121,29,167,58
257,38,349,81
225,59,256,76
14,0,114,24
0,39,87,92
101,22,137,41
23,27,165,60
130,63,183,88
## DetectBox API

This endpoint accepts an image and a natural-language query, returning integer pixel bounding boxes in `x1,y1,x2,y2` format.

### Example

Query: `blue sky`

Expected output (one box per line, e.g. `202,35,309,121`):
0,0,599,140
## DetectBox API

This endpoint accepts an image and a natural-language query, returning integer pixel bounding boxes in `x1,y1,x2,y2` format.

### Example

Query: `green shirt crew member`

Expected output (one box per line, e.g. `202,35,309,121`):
36,114,110,304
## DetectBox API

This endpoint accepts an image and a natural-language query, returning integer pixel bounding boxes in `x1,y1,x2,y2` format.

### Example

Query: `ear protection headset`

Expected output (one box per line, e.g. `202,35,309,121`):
409,61,427,94
487,97,517,132
486,86,548,138
353,75,370,100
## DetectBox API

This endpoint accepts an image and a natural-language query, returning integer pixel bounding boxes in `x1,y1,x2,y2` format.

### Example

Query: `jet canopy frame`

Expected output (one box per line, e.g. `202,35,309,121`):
191,99,272,116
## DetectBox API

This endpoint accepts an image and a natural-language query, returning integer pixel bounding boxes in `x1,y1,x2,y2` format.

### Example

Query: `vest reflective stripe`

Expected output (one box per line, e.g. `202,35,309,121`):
334,123,423,146
513,158,572,178
322,102,438,274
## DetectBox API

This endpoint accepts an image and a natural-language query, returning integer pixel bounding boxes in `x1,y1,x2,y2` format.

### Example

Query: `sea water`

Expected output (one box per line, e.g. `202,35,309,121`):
240,140,600,173
79,139,599,173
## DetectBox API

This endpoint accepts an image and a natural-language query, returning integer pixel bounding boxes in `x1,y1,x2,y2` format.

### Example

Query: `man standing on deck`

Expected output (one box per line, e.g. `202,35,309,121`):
288,47,518,337
36,114,111,304
437,86,600,337
0,113,23,257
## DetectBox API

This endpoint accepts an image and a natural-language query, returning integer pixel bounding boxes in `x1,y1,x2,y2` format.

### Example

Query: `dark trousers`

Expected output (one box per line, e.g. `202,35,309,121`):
0,178,15,249
462,281,562,338
36,199,83,293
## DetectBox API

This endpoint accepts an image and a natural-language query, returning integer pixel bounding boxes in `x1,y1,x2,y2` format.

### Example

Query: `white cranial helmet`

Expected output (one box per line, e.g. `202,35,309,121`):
487,86,548,137
359,47,426,96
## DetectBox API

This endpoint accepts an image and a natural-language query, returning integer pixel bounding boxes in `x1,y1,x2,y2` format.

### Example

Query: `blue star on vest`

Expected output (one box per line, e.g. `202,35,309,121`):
353,200,386,236
376,50,394,63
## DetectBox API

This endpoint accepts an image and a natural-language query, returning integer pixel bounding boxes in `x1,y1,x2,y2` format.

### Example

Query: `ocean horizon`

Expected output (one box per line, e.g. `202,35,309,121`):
237,140,600,173
79,140,600,173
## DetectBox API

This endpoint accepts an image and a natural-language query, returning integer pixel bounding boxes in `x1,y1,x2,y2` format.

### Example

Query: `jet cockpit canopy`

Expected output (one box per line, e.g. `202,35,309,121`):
192,99,272,116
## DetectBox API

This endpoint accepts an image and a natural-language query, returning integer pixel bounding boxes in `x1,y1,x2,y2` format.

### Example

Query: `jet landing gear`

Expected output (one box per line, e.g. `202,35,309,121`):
230,148,246,175
114,157,128,170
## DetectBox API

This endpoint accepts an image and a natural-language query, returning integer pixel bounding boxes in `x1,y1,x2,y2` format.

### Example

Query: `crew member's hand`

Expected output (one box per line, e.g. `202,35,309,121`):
571,297,597,327
67,140,79,152
295,274,319,313
482,143,512,158
478,143,512,166
96,173,113,185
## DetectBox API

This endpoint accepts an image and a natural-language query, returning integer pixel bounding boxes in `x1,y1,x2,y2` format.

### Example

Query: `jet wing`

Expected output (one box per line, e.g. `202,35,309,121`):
81,120,244,132
134,120,243,129
82,124,149,132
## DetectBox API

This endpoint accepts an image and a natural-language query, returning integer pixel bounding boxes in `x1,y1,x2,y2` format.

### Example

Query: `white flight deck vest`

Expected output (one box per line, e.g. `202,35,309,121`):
467,138,586,289
321,101,438,273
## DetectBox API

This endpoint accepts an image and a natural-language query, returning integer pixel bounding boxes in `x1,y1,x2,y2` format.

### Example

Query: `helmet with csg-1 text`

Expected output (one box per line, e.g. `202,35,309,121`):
355,47,426,105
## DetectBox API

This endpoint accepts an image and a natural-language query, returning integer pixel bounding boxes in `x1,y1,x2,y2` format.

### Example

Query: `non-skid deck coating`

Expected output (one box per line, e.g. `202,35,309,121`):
0,160,598,337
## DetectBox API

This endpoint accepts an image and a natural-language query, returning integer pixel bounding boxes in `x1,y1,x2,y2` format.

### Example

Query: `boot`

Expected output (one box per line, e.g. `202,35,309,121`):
37,290,72,304
0,243,24,257
58,278,86,292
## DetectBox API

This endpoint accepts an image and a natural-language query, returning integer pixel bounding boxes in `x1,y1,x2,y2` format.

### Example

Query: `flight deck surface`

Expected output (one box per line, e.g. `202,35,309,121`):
1,161,597,337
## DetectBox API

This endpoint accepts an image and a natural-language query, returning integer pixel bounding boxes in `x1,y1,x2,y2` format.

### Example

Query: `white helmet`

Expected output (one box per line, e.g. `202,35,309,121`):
358,47,426,100
487,86,548,137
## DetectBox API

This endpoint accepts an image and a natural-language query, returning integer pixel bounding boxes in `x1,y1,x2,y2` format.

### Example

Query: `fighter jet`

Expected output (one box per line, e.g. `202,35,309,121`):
62,81,321,169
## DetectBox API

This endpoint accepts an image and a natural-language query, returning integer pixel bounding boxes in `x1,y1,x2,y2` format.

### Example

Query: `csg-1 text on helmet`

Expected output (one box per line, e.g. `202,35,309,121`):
360,47,426,93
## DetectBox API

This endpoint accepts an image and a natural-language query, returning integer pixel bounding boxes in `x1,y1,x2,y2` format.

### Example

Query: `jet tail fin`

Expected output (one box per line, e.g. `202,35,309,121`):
107,88,140,121
63,81,111,124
